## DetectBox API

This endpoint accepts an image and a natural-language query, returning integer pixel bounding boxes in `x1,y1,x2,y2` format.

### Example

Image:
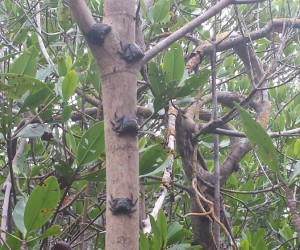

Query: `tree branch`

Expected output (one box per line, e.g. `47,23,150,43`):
141,0,233,64
67,0,95,34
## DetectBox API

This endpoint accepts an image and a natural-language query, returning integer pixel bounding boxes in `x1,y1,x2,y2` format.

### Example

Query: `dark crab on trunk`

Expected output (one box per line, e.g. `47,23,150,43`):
109,194,138,216
111,113,139,135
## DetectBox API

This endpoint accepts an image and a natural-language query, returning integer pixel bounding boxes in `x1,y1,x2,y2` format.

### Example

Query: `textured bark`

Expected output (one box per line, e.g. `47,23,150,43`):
68,0,139,249
176,115,216,249
69,1,278,249
175,33,271,248
283,185,300,240
103,1,139,250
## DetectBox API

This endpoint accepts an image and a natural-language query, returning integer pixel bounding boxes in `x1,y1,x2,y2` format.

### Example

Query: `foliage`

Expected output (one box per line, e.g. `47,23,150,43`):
139,210,196,250
0,0,300,249
1,177,61,249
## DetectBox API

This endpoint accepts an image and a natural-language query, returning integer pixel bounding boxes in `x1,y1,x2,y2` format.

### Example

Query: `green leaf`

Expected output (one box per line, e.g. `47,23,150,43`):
167,222,183,242
282,224,294,240
14,27,30,46
65,55,73,72
57,1,72,31
76,121,105,166
80,168,106,182
289,161,300,184
61,105,72,122
62,70,78,101
0,73,46,99
56,54,68,77
157,209,168,248
283,43,297,56
294,139,300,158
148,62,166,96
236,103,280,173
163,43,184,83
0,232,22,250
140,157,171,178
13,199,26,235
167,222,191,246
139,136,147,149
16,124,51,138
176,69,210,97
54,159,75,182
272,115,285,132
252,228,265,243
10,46,38,77
0,51,22,63
24,176,60,233
224,55,234,70
27,225,61,243
20,86,53,113
139,144,167,176
149,215,162,248
240,239,250,250
87,59,101,93
152,0,171,23
168,244,193,250
153,88,175,112
66,127,78,156
139,232,150,250
37,65,55,81
254,237,268,250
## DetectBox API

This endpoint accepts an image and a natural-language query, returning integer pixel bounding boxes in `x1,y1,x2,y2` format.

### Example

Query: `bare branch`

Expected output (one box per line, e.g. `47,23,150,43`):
141,0,233,64
195,18,300,56
283,185,300,240
232,0,264,3
142,105,178,234
36,2,54,67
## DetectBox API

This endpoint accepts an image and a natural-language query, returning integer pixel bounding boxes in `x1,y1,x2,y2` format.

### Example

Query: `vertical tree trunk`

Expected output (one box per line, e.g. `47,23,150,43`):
102,1,139,249
68,0,139,248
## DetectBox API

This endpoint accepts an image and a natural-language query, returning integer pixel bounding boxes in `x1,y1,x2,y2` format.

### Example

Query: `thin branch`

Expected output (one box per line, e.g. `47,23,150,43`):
0,175,12,244
141,0,233,64
208,127,300,138
283,185,300,240
195,18,300,56
198,176,283,194
211,26,221,245
79,172,91,250
1,138,26,243
36,2,54,67
142,105,178,233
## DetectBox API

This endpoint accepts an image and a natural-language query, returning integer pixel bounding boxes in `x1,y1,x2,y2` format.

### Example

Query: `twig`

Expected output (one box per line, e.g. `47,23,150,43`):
141,0,232,64
36,2,54,67
142,105,178,233
0,174,12,243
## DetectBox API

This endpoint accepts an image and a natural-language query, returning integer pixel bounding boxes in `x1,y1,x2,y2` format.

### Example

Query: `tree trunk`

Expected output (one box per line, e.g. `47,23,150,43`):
102,1,139,249
67,0,139,248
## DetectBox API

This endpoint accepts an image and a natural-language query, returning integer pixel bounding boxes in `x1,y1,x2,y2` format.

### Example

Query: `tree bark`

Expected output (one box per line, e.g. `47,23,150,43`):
103,1,139,249
68,0,139,249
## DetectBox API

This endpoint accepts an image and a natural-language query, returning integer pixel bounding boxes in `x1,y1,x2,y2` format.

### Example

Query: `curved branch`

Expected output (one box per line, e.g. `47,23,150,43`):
218,43,270,184
191,18,300,57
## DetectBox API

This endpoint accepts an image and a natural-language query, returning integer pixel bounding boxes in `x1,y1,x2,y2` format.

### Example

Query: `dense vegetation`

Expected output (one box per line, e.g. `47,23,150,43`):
0,0,300,249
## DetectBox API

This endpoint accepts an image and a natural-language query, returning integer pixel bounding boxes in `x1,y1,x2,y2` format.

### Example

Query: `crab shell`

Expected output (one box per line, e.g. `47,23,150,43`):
109,197,137,215
111,115,140,134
